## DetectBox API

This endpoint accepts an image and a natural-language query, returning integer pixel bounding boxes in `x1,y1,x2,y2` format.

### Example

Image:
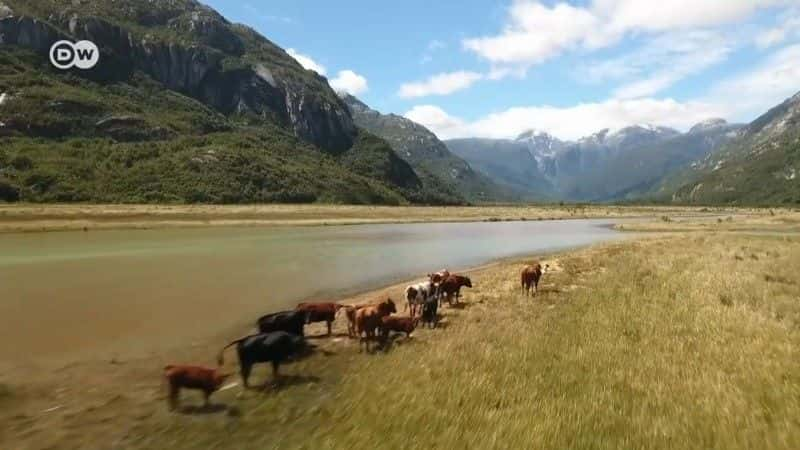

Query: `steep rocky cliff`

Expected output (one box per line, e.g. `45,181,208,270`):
0,0,356,153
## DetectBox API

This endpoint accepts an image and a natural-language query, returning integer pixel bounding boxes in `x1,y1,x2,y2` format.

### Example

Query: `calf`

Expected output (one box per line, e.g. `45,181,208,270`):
355,298,397,352
163,365,231,411
439,275,473,306
217,331,313,389
521,263,549,296
296,302,344,336
428,269,450,299
380,315,419,340
256,310,307,336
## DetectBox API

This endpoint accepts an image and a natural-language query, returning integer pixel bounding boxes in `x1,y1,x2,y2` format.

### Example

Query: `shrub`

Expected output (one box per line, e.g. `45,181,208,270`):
0,178,19,201
9,155,33,171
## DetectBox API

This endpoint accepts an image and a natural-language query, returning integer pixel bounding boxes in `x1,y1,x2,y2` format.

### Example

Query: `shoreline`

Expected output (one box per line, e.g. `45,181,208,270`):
0,203,769,234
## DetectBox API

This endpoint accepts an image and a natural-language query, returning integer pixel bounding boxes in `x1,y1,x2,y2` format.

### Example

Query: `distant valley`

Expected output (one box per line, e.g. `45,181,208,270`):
446,120,744,202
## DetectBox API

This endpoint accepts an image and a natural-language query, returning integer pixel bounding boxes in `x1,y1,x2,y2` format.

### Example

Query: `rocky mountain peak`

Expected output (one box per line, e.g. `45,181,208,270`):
689,118,729,134
516,129,564,158
578,128,610,144
516,128,552,140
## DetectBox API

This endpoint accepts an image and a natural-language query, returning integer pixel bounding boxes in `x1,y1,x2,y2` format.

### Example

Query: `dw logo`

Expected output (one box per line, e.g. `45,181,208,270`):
49,40,100,70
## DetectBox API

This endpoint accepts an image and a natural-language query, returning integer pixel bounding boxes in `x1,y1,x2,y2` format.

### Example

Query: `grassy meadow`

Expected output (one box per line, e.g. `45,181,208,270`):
5,223,799,449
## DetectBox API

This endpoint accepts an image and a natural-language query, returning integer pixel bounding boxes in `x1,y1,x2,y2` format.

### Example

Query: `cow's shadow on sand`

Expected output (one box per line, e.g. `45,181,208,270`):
444,301,472,310
431,319,449,329
307,331,350,340
178,403,228,415
257,374,321,392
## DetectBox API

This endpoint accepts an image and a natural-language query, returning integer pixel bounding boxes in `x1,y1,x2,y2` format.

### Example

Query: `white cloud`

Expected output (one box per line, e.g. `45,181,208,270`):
404,105,465,139
405,42,800,142
285,50,367,96
463,0,791,66
399,71,484,98
405,98,726,141
487,66,528,81
599,0,791,33
755,9,800,48
709,43,800,118
606,31,734,99
464,2,601,65
330,70,369,96
286,48,327,75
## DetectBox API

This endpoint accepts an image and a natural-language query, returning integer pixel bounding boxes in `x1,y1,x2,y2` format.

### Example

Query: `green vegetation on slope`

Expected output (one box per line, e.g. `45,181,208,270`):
344,95,517,203
664,92,800,205
0,129,412,204
0,0,465,205
672,139,800,205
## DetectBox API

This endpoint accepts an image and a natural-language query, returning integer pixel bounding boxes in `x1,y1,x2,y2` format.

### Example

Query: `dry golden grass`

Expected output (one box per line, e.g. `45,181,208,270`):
0,203,770,233
617,208,800,233
6,232,798,449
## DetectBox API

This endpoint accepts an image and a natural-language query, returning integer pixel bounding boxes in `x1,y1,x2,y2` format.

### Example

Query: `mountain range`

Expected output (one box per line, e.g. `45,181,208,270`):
0,0,797,206
664,92,800,205
447,120,745,202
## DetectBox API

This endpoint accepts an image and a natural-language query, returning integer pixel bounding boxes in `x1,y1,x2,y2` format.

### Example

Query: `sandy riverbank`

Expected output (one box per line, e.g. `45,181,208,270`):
0,203,766,233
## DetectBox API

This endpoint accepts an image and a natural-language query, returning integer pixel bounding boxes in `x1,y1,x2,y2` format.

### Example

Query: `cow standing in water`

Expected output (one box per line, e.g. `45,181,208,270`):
521,263,549,296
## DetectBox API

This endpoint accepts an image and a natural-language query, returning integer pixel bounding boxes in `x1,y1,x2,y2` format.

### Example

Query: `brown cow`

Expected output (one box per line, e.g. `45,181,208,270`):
521,263,549,296
428,269,451,299
355,298,397,352
439,274,473,306
163,365,231,411
296,302,345,336
380,315,419,340
344,304,370,338
428,269,450,284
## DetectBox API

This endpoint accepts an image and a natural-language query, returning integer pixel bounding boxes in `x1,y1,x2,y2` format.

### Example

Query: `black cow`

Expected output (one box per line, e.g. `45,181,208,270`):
421,297,438,329
217,331,313,388
256,310,307,336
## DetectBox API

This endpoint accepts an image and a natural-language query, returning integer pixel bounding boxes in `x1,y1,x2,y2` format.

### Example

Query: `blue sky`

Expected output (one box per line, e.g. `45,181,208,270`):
205,1,800,140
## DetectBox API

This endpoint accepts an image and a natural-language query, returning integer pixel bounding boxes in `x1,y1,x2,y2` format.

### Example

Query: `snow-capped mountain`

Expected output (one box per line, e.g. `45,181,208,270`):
515,129,565,178
446,119,741,201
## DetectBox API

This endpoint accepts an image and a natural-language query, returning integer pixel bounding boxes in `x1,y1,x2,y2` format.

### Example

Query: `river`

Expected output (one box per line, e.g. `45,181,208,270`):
0,219,624,362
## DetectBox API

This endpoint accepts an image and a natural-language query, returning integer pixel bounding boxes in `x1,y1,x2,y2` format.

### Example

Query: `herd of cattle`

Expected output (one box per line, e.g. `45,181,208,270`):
163,263,548,410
